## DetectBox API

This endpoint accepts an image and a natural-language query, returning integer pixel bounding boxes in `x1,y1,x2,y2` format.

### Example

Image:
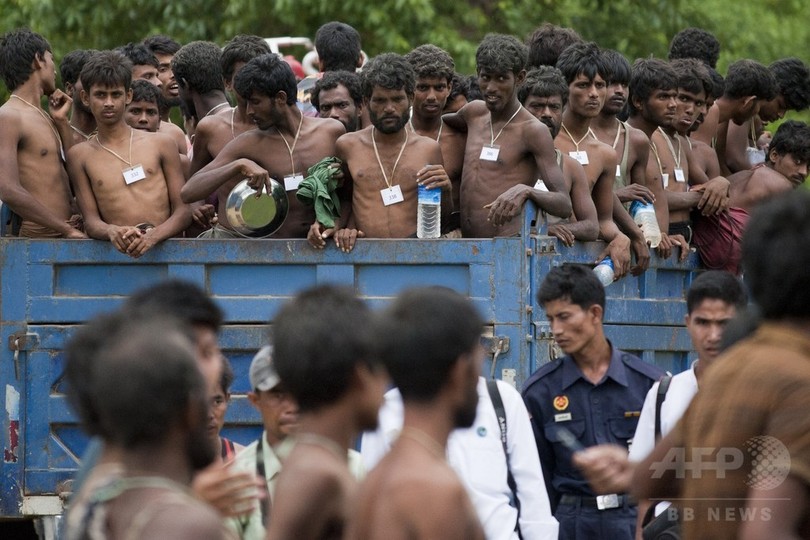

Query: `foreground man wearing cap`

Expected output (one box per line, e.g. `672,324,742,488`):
225,346,298,539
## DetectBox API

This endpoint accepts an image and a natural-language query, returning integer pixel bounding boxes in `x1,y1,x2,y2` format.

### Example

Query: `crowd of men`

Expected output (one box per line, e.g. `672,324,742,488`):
2,22,808,275
2,19,810,540
60,186,810,540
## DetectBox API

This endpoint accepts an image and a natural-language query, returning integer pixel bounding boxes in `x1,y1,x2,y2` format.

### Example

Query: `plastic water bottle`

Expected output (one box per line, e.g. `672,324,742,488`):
630,201,662,248
593,257,615,287
417,184,441,239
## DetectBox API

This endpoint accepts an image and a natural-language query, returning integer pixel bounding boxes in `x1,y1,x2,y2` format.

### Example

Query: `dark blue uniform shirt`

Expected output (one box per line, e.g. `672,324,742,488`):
522,343,663,509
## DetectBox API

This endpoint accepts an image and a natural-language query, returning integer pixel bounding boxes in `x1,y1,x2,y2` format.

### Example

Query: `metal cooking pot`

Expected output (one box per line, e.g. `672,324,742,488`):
225,178,289,238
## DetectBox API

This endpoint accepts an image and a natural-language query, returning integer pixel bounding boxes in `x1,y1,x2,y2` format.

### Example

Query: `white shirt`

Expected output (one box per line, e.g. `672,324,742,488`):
361,377,559,540
629,362,699,463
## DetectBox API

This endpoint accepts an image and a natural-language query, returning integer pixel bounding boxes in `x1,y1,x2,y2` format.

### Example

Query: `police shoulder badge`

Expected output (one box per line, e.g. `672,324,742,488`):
553,395,569,411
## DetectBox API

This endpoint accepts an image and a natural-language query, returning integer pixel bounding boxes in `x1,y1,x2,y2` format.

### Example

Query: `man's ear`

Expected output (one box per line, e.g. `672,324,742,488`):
631,95,643,113
515,69,527,86
65,81,75,95
126,88,133,106
80,89,90,108
741,95,757,113
588,303,604,323
275,90,288,105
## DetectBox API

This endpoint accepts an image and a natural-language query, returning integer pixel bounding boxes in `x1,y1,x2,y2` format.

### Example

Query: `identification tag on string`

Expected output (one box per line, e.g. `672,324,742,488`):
284,173,304,191
662,173,669,188
533,179,549,192
479,145,500,161
615,164,621,177
380,185,404,206
674,168,685,182
569,151,589,165
123,164,147,185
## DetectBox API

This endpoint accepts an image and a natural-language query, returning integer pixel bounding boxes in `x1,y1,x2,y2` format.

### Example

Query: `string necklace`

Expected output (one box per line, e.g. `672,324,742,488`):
71,123,95,141
649,141,664,176
399,427,446,460
560,122,595,153
204,101,230,118
409,118,443,142
611,119,623,150
94,127,134,167
10,94,64,157
372,127,409,188
489,105,522,145
657,127,682,169
295,433,345,461
230,106,236,140
277,112,304,174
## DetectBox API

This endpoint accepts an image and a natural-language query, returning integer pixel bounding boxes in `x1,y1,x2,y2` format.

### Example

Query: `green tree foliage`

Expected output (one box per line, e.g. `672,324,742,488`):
2,0,808,104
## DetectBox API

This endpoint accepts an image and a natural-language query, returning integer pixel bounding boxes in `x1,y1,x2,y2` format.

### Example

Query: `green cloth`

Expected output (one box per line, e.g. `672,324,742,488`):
296,156,342,228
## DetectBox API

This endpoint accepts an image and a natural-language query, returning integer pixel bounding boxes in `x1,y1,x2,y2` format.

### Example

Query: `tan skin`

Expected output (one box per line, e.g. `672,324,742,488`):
348,349,485,540
183,90,345,238
0,50,85,238
694,95,760,176
728,149,808,211
725,95,784,173
409,75,467,213
266,363,388,540
522,93,599,244
313,86,451,252
68,84,191,258
630,88,730,260
443,68,571,237
556,73,648,278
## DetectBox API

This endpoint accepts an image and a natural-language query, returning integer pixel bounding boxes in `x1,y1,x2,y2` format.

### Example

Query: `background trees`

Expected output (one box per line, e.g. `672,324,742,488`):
2,0,808,121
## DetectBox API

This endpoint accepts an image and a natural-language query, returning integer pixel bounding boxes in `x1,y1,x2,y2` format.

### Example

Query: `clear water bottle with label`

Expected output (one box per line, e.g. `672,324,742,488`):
417,184,441,239
629,201,662,248
593,257,615,287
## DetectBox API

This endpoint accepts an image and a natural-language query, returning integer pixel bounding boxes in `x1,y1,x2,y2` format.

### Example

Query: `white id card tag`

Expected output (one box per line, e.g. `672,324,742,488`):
479,145,500,161
569,150,589,165
533,179,549,192
284,173,304,191
662,173,669,188
615,164,622,177
380,185,404,206
674,168,685,182
123,164,146,185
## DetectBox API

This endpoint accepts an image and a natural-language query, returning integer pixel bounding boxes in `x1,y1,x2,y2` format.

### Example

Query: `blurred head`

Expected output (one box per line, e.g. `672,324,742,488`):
526,23,583,69
315,21,362,72
742,189,810,321
667,27,720,69
248,346,298,445
376,287,484,429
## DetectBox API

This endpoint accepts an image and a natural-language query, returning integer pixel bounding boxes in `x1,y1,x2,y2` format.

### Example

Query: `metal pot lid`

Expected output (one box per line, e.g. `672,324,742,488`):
224,178,289,238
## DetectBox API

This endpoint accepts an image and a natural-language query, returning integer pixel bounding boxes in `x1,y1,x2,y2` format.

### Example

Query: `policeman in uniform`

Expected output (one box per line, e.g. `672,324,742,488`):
522,264,663,540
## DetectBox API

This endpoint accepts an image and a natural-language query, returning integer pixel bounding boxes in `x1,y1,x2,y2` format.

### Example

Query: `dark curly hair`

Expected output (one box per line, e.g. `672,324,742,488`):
476,33,527,75
405,44,455,82
361,53,415,99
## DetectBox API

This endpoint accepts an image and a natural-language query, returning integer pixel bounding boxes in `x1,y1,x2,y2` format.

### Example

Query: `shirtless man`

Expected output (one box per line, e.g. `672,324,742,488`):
60,49,98,145
315,53,451,250
125,80,162,132
183,53,345,238
64,312,230,540
691,59,777,173
0,28,85,239
627,58,729,262
267,285,386,540
590,50,660,211
683,69,725,180
118,42,188,160
693,120,810,274
142,35,182,122
519,66,599,245
555,43,648,277
172,41,231,131
348,287,485,540
190,35,269,175
405,44,467,232
67,51,191,257
725,58,810,173
311,70,364,132
444,34,571,238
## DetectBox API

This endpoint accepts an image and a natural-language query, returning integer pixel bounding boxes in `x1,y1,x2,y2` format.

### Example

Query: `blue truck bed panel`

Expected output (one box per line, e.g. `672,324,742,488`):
0,207,697,518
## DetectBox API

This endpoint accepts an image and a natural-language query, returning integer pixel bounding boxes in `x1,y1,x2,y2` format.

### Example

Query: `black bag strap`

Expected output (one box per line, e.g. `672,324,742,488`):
654,374,673,441
486,379,523,539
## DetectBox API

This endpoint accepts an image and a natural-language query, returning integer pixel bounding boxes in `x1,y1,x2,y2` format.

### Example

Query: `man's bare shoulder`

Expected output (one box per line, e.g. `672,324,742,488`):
459,100,490,120
142,498,230,540
194,114,229,135
0,105,26,141
626,123,650,147
66,138,94,161
136,129,177,153
336,128,369,150
310,115,346,137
